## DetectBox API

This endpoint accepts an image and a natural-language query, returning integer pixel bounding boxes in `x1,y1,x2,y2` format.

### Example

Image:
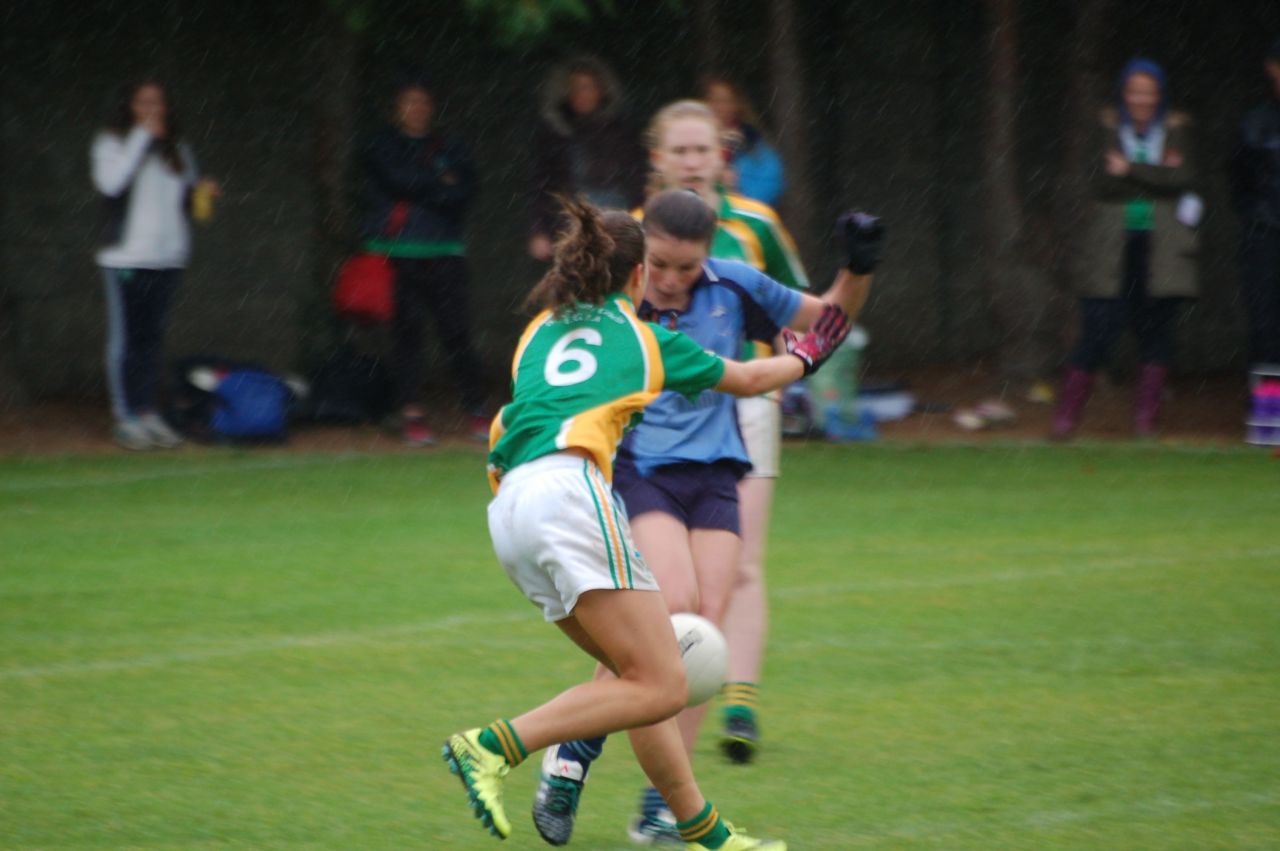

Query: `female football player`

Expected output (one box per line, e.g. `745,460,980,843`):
442,196,849,850
532,189,882,844
648,99,809,765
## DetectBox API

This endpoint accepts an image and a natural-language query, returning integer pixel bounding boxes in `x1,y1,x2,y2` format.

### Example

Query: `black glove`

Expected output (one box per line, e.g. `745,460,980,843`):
836,210,885,275
782,304,852,376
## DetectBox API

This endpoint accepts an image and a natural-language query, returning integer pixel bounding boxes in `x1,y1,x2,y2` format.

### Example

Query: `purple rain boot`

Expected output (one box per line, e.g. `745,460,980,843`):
1051,368,1095,440
1134,363,1169,438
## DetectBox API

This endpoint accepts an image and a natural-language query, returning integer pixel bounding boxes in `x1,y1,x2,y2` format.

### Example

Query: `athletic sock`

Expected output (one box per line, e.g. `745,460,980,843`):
677,801,731,848
477,719,528,767
722,682,759,723
562,735,606,766
640,785,666,816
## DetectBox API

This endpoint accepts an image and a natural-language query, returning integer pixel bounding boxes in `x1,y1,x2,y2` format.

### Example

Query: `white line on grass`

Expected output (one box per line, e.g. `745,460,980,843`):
770,546,1280,600
0,454,369,492
5,546,1275,681
0,612,528,679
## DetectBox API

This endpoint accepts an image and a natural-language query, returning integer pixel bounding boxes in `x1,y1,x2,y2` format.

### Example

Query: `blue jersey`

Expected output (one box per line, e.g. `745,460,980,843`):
620,257,802,474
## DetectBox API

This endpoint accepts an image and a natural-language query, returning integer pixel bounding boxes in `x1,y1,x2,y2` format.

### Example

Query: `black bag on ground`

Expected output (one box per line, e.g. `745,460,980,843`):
296,346,394,424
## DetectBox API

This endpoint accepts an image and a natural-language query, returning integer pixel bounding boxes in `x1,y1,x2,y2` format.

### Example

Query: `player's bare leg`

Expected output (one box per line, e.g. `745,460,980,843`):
630,512,701,614
674,528,739,751
519,588,688,747
720,475,774,762
447,588,685,841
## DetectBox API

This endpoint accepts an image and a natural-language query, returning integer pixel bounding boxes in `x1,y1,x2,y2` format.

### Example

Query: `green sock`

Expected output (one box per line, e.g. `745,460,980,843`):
476,719,528,767
677,801,730,848
722,682,758,724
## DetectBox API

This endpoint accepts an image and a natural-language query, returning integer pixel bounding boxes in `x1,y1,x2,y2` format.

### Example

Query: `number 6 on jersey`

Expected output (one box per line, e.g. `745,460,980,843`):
545,328,603,387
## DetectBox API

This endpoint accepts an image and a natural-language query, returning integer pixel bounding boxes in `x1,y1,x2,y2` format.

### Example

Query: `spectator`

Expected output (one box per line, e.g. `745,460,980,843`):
527,55,646,261
362,74,487,446
699,75,786,208
91,78,219,450
1229,37,1280,371
1052,58,1198,440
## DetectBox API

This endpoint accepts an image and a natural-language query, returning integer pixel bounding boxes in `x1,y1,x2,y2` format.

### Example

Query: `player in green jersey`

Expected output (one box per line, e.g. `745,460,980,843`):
443,197,849,850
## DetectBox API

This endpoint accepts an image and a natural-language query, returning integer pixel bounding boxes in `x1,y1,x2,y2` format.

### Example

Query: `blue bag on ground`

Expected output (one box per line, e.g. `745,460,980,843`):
211,369,290,440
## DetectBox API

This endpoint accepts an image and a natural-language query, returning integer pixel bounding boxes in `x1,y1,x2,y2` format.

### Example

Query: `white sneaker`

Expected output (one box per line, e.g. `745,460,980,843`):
137,413,184,448
113,418,154,451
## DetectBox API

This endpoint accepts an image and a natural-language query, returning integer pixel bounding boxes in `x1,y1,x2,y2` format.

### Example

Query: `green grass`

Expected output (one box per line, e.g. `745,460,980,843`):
1,444,1278,849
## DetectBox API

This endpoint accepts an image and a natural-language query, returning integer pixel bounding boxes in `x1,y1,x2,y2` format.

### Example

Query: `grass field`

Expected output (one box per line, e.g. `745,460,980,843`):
2,443,1278,849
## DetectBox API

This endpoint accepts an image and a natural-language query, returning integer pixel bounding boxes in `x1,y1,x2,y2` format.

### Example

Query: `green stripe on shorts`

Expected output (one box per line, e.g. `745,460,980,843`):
581,461,619,588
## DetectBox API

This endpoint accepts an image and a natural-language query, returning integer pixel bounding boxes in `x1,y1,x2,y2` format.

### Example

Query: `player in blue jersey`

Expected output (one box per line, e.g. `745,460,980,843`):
444,197,851,850
533,190,885,845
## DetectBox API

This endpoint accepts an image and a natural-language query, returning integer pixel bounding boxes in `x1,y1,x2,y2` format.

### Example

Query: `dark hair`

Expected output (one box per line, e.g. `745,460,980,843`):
697,74,765,129
526,197,645,314
392,67,434,99
105,78,182,172
642,189,717,245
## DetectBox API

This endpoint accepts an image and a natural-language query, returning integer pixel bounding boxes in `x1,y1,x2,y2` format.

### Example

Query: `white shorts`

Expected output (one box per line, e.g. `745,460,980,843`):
487,452,660,622
737,394,782,479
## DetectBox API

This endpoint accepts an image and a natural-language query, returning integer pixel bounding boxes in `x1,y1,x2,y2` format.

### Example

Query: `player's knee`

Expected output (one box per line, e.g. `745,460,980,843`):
650,666,688,719
630,661,687,721
663,585,700,617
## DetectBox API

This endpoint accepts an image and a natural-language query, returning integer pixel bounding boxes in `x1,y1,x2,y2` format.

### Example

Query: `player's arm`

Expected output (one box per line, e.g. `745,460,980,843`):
787,211,884,331
717,304,852,396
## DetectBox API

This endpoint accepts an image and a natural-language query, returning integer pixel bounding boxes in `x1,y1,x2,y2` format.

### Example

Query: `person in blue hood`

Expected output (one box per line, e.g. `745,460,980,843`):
1052,58,1199,440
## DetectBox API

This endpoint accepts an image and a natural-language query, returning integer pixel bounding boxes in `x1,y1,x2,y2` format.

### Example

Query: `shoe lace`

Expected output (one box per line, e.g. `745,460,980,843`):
543,776,581,814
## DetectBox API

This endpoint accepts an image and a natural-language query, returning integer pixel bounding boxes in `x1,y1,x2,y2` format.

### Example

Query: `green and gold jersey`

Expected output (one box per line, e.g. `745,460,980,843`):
713,191,809,290
713,192,809,361
487,294,725,492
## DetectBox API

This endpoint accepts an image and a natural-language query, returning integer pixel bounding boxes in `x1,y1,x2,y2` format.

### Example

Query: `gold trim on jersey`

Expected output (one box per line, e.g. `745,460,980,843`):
510,309,553,380
553,298,666,483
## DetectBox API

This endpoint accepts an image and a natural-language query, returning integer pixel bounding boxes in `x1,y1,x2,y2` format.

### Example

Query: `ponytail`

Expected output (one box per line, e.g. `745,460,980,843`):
525,197,645,314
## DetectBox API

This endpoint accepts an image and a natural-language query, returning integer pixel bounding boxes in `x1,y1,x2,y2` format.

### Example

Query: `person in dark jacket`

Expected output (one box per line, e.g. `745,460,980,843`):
527,56,646,261
363,75,486,446
1229,37,1280,370
1052,59,1198,440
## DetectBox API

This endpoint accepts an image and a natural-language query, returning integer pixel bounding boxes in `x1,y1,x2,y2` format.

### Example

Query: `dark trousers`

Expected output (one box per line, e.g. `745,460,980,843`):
391,256,485,414
1070,231,1181,372
1240,223,1280,366
102,267,179,420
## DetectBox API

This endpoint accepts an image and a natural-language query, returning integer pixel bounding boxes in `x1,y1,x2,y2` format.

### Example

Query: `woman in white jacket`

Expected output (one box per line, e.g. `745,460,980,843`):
91,79,218,449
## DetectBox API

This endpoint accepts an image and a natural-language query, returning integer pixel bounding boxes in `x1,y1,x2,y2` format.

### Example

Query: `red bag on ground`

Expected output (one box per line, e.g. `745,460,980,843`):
333,254,395,324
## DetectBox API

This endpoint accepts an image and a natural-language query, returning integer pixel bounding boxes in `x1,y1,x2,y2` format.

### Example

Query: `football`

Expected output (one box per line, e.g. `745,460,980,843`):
670,612,729,707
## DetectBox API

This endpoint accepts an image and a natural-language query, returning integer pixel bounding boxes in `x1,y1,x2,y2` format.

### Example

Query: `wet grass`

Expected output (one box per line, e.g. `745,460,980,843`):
1,444,1277,849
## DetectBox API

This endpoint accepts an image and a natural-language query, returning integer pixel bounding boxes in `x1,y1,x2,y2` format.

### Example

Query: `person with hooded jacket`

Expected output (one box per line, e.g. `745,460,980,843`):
1052,58,1198,440
1229,37,1280,371
527,56,647,261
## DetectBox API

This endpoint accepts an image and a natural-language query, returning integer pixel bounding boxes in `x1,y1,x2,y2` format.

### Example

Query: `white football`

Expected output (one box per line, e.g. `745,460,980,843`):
670,612,729,707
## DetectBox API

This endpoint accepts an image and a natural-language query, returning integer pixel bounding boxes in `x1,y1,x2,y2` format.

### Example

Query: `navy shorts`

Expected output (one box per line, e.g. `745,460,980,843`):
613,457,743,535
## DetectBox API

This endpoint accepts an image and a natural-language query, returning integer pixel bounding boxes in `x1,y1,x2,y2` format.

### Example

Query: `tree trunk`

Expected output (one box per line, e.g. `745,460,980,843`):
768,0,817,267
300,9,363,373
1050,0,1112,364
980,0,1058,384
0,296,27,409
692,0,725,75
